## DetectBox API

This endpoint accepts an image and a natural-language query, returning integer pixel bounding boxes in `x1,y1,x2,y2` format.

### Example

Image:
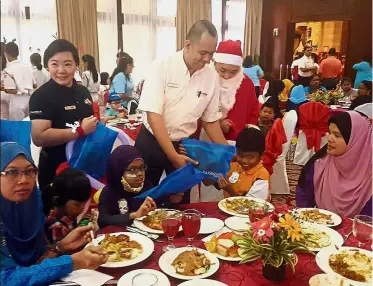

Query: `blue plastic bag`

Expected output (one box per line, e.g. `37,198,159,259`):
181,138,235,181
69,122,117,179
135,163,206,200
0,120,31,153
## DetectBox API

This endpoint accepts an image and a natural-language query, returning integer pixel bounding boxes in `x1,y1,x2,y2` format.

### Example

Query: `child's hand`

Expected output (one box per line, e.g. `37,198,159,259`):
217,174,234,193
135,197,157,218
117,113,124,118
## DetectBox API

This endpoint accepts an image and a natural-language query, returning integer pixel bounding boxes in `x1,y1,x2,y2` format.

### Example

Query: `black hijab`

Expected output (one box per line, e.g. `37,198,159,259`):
265,80,285,119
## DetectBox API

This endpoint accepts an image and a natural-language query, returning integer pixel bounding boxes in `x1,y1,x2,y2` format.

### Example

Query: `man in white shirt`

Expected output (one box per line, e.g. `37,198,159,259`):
2,42,34,120
135,20,228,204
297,46,317,87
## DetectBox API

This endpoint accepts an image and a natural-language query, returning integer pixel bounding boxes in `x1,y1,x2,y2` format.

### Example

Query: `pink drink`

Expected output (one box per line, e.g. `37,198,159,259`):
162,218,180,238
181,213,201,238
353,222,373,242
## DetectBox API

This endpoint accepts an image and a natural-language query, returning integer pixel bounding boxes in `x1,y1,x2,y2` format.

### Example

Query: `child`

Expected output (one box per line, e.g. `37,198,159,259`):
257,101,275,137
338,77,358,102
217,127,270,200
98,145,157,228
44,168,91,243
105,94,125,121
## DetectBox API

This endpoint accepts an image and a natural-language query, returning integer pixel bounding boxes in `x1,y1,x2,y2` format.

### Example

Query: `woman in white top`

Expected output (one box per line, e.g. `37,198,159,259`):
81,54,103,115
30,53,49,89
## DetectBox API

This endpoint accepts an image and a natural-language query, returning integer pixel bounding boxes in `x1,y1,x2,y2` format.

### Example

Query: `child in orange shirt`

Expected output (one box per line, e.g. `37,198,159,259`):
218,127,270,199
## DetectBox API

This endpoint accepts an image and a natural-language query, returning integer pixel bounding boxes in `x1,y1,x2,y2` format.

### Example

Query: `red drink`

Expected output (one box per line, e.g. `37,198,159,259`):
162,218,180,238
353,215,373,247
182,210,201,247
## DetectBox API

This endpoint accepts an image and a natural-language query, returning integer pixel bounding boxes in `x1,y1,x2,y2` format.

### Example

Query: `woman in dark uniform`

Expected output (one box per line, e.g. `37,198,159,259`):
29,39,97,213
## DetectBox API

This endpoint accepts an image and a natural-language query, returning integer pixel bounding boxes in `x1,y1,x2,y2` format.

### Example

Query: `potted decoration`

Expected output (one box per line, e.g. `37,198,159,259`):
237,211,311,282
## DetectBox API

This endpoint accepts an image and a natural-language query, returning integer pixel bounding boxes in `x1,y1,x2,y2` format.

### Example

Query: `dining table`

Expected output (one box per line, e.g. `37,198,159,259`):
97,202,371,286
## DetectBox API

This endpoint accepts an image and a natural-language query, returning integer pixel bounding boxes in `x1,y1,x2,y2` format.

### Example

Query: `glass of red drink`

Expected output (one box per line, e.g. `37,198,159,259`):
353,215,373,247
181,209,201,247
162,217,181,252
248,203,269,222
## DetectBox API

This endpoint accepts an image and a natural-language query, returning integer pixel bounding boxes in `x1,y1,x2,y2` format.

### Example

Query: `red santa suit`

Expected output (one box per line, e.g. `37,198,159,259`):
214,40,260,141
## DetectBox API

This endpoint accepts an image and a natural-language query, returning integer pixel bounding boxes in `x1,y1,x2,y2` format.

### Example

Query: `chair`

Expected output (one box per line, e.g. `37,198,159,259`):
355,103,372,118
22,116,42,167
293,102,329,166
270,110,298,195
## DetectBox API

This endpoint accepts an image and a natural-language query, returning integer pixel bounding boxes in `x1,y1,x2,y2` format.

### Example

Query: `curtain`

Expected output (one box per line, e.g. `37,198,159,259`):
97,0,118,75
121,0,176,84
56,0,99,72
1,0,57,65
176,0,212,51
243,0,263,57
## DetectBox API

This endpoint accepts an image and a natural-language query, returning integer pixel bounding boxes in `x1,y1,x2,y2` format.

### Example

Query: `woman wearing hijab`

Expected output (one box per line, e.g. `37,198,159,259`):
0,142,107,285
278,79,294,101
98,145,157,228
296,111,372,217
265,79,285,119
286,85,309,113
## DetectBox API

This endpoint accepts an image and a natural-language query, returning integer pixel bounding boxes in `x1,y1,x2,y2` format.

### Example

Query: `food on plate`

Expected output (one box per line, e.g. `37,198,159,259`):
171,250,211,276
205,232,243,258
300,209,333,225
303,227,331,249
142,210,181,231
223,198,269,215
99,234,143,262
328,250,372,282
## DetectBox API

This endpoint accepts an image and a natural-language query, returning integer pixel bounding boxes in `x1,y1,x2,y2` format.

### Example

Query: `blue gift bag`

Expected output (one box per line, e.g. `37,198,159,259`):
181,138,235,181
135,163,206,200
68,122,117,179
0,120,31,153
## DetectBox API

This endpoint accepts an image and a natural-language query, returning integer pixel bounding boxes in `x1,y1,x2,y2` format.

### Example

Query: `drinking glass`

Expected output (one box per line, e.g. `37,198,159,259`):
353,215,373,247
181,209,201,247
248,203,269,222
162,216,181,252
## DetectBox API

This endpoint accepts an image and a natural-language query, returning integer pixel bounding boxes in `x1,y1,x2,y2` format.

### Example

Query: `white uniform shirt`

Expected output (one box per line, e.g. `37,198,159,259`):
32,66,50,88
138,50,222,141
74,69,82,82
297,55,315,77
82,70,101,94
3,60,34,94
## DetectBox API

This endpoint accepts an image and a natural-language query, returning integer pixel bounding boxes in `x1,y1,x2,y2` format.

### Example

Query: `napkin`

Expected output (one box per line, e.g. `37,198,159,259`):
61,269,113,286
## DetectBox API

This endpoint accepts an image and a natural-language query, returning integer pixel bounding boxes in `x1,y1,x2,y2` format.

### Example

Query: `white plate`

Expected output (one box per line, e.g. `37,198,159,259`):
134,209,182,234
87,232,154,268
178,279,228,286
309,274,346,286
159,247,220,280
301,223,344,252
298,208,342,227
316,246,373,286
118,269,170,286
218,197,274,218
202,227,242,262
199,218,224,234
224,216,250,232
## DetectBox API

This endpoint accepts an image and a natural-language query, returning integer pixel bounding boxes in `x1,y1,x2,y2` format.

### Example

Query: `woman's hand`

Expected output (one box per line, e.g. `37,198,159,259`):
170,153,198,169
58,225,93,254
220,119,233,133
72,246,108,271
135,197,157,218
81,115,97,134
178,144,188,156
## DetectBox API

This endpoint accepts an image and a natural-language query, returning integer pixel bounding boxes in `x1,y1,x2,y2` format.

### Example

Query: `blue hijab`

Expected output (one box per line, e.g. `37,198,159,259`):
0,142,45,267
289,85,308,104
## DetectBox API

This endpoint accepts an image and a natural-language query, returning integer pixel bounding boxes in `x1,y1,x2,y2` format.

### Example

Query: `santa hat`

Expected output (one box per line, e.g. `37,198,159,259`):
214,40,243,66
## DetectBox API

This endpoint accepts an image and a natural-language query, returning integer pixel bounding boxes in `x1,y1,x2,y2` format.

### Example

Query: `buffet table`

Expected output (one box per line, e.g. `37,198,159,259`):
98,202,369,286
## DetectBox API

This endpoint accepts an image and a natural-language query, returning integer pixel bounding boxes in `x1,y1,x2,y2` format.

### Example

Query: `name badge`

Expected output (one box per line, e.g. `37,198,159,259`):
197,91,207,98
167,83,179,88
84,98,92,105
64,105,76,110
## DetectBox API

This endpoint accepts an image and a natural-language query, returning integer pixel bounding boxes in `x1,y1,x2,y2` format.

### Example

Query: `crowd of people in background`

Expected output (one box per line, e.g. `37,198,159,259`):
0,19,372,285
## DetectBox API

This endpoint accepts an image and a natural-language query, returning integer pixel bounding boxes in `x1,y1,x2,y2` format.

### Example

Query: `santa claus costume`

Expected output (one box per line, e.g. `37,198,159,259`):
212,40,259,141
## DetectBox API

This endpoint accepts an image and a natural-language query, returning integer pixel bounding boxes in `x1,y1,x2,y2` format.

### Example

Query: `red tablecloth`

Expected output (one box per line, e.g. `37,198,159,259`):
114,124,141,141
329,107,347,117
97,202,371,286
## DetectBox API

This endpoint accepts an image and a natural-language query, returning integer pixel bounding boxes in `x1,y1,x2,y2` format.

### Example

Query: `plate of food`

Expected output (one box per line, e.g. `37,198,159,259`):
89,232,154,268
203,229,243,261
309,274,347,286
224,216,250,232
159,247,219,280
298,208,342,226
134,209,182,234
302,223,343,252
316,246,373,286
218,197,274,218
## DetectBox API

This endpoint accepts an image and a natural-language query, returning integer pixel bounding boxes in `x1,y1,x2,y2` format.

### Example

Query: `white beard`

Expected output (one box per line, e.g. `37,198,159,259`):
212,66,244,118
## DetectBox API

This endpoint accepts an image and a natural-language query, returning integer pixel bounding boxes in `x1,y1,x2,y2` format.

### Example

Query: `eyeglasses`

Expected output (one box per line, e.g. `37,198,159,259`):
124,164,147,174
1,168,38,179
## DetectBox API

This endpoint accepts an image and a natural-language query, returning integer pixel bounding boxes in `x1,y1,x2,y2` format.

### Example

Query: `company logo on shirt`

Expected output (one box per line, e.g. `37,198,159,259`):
84,98,92,105
64,105,76,110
